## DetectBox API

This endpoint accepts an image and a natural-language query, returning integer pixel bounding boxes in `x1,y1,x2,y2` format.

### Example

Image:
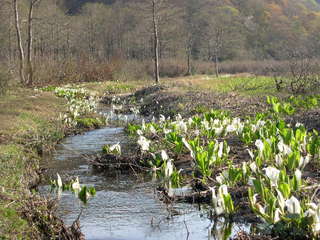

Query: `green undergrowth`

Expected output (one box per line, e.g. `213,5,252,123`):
76,117,104,129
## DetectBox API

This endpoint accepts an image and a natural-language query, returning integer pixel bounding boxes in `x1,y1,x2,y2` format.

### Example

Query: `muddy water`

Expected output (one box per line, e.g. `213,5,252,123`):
43,111,250,240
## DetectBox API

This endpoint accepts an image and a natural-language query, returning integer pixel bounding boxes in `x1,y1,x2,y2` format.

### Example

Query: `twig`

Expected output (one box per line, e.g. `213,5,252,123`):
183,220,190,240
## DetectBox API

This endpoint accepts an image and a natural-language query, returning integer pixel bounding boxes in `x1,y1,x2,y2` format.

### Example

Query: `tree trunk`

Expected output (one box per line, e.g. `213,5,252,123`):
13,0,26,85
152,0,160,84
214,53,219,78
26,0,37,86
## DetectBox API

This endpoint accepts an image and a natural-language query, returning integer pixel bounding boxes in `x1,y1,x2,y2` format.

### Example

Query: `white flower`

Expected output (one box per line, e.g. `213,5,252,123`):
163,128,172,134
248,177,255,186
202,120,210,130
216,175,224,184
257,203,265,215
251,193,258,205
274,208,282,223
176,121,187,133
109,143,121,155
161,150,169,161
295,122,303,128
219,184,229,196
242,162,247,176
249,162,257,173
299,155,310,169
247,149,254,160
295,169,302,183
285,196,301,214
255,139,264,152
57,173,63,188
277,140,292,155
159,114,166,123
71,177,81,191
277,190,286,212
149,125,157,134
165,159,173,178
226,124,236,133
218,142,224,158
209,187,225,215
175,114,182,121
182,138,195,159
264,166,280,187
136,129,143,136
275,154,283,167
214,126,224,136
137,136,151,151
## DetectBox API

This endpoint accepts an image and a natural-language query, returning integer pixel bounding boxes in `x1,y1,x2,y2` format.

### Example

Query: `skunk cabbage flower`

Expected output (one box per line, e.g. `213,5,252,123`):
182,138,195,159
285,196,301,215
226,124,236,133
161,150,169,161
295,169,302,183
218,142,224,158
149,125,157,135
109,143,121,155
299,155,310,169
247,149,254,160
274,208,282,223
72,177,81,191
165,159,173,178
163,128,172,134
255,139,264,152
249,162,258,173
137,136,151,151
277,140,292,155
214,126,224,136
264,166,280,187
276,190,286,212
159,114,166,123
275,154,283,167
57,173,63,188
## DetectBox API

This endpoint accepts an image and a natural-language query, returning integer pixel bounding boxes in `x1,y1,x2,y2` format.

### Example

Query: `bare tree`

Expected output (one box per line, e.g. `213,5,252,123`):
26,0,41,86
13,0,25,84
152,0,160,83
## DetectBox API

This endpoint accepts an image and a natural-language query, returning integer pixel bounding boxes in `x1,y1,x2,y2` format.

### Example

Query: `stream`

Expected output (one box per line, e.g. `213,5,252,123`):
42,108,250,240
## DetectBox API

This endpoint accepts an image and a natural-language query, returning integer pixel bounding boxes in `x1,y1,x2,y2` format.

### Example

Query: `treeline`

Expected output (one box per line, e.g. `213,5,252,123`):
1,0,320,86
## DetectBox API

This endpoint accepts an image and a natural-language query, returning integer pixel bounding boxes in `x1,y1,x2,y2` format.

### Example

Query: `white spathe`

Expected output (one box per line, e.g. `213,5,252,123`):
264,166,280,187
285,196,301,215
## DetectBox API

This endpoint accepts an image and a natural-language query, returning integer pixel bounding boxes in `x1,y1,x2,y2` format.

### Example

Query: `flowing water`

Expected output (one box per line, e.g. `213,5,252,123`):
42,109,250,240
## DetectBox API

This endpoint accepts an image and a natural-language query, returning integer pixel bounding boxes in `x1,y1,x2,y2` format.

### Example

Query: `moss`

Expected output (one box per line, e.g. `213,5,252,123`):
76,117,104,129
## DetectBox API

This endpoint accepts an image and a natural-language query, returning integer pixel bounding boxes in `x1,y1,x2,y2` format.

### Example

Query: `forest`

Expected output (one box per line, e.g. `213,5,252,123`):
2,0,320,87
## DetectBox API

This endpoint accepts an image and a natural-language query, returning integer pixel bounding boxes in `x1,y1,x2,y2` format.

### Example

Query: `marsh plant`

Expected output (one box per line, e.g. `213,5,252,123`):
126,103,320,238
51,173,96,204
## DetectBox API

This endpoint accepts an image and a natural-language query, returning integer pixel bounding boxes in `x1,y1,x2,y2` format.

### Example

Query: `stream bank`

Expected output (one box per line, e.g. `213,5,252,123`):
0,85,107,239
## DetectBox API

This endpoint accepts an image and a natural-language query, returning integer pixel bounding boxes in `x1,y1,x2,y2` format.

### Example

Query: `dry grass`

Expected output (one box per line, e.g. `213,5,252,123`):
0,88,66,141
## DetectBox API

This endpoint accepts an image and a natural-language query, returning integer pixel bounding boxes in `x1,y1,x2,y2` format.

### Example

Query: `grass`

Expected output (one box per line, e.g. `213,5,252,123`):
162,74,277,95
0,87,69,238
79,80,146,96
